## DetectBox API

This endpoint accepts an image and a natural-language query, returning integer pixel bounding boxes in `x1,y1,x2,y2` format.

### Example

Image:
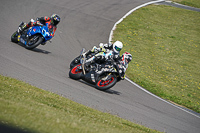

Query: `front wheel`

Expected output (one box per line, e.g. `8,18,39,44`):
25,35,44,50
70,56,81,69
69,64,82,80
96,74,117,91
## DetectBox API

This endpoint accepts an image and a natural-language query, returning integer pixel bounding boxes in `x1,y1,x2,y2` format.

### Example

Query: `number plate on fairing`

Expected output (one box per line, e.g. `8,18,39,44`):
20,37,26,44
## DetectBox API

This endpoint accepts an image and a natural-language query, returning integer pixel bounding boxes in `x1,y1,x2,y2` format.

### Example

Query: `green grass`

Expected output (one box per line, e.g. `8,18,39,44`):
1,3,200,133
112,5,200,113
172,0,200,8
0,75,160,133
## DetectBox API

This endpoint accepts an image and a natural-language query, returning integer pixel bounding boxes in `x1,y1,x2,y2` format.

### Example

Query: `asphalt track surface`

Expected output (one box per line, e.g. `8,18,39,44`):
0,0,200,133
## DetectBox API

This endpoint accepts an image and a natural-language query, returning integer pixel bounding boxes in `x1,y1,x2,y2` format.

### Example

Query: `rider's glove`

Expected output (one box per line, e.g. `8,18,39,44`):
36,21,43,26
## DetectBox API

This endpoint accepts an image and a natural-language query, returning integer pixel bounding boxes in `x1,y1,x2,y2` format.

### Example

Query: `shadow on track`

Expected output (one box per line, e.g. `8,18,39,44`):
11,41,51,54
76,79,121,95
31,48,51,54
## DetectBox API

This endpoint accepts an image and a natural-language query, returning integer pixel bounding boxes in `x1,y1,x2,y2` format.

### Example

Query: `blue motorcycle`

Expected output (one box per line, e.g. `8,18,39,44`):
11,21,53,50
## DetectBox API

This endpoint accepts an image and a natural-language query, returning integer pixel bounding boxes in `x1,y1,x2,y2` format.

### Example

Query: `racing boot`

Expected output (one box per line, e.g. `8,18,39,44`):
41,42,46,45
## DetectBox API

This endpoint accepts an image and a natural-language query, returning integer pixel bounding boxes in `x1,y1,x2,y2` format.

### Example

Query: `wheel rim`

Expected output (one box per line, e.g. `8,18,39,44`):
71,65,82,74
28,36,39,46
97,77,114,87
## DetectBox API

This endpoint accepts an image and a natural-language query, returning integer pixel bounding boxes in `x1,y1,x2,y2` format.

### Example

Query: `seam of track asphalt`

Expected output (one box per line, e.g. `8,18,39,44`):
108,0,200,119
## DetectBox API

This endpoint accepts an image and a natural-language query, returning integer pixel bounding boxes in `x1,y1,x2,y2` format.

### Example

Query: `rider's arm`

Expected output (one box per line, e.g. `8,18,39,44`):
99,43,112,53
113,53,121,61
51,27,57,37
103,43,113,50
36,16,50,25
118,63,127,80
91,46,98,53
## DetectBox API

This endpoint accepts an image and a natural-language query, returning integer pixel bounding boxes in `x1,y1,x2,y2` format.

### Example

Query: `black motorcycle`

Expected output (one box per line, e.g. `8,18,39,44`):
69,48,124,91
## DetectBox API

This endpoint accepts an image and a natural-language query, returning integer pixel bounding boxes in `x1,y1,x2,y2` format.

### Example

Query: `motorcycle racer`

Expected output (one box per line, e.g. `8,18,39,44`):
69,48,132,90
84,41,123,66
84,41,132,79
18,14,60,37
117,52,132,79
85,41,122,55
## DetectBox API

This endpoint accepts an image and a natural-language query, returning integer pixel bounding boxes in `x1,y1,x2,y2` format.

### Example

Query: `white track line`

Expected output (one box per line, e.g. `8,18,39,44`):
108,0,200,119
109,0,165,43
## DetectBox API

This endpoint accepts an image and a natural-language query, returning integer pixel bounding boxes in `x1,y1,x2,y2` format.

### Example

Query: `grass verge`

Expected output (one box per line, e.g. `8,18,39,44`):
112,5,200,113
0,75,160,133
172,0,200,8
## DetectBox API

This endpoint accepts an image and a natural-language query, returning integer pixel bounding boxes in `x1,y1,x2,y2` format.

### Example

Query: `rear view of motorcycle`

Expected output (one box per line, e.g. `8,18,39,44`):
69,48,123,91
11,21,52,50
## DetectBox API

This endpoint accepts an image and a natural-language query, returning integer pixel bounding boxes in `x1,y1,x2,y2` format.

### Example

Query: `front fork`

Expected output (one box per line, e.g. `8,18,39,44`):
101,73,112,81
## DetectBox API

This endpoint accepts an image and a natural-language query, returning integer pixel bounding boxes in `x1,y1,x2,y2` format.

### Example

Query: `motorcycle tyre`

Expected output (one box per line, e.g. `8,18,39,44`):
69,64,82,80
11,31,19,43
25,35,43,50
96,74,117,91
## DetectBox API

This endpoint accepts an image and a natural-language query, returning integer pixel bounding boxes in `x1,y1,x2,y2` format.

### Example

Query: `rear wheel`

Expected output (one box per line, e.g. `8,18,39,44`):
25,35,43,50
96,74,117,91
11,31,19,43
69,64,82,80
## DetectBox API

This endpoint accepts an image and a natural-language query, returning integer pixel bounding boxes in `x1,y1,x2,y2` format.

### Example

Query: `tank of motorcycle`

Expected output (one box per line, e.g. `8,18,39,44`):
27,24,52,41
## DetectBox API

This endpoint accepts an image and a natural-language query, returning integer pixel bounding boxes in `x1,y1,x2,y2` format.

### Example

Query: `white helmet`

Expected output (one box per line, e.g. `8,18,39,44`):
113,41,123,53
